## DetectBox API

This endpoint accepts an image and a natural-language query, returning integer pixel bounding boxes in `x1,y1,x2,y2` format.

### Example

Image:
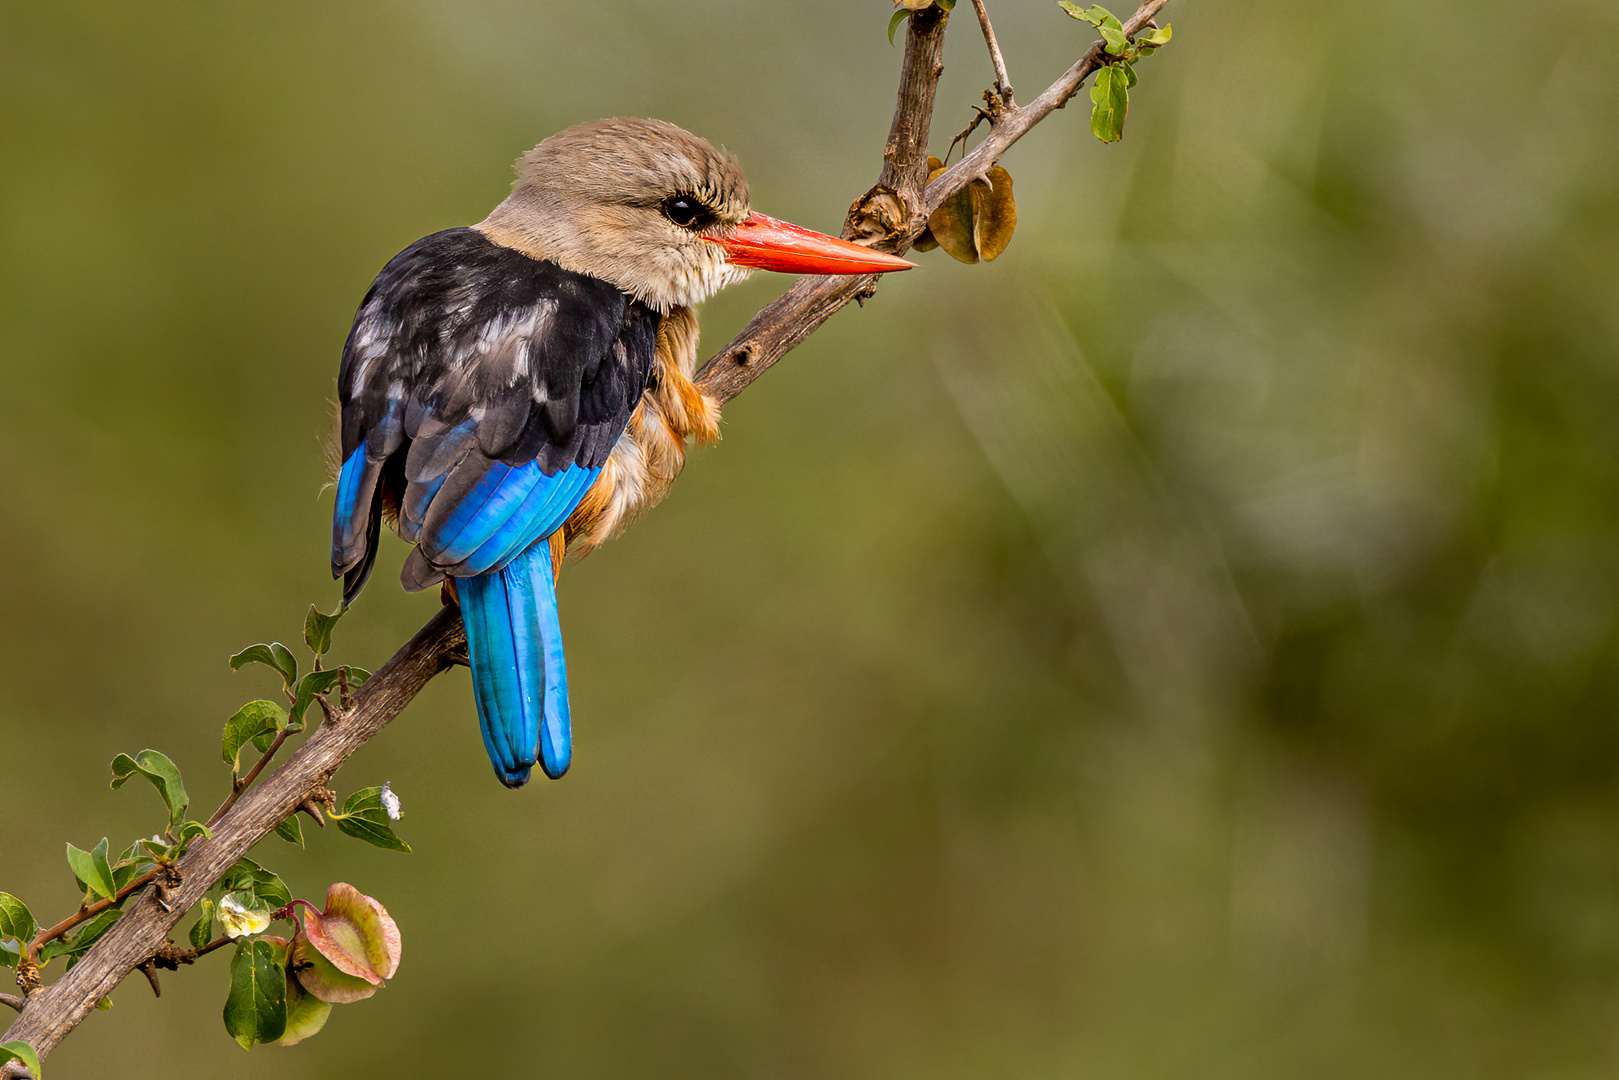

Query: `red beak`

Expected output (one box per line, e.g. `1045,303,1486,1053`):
709,211,916,275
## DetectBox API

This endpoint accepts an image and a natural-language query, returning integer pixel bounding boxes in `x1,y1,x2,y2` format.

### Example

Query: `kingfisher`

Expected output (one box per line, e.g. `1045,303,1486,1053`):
330,118,913,787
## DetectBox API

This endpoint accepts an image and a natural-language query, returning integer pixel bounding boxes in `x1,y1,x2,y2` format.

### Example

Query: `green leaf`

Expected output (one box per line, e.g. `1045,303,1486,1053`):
109,749,190,830
110,860,139,894
134,839,171,860
175,820,213,851
1089,62,1130,142
190,898,215,951
0,1039,41,1078
223,939,288,1049
0,938,20,971
303,604,345,657
60,909,122,971
1139,22,1170,47
342,665,372,687
273,815,304,847
288,668,345,729
66,839,117,902
229,642,298,688
887,8,908,45
278,974,333,1045
0,893,35,951
222,700,287,772
331,788,412,854
216,858,293,910
1100,24,1130,54
1062,3,1117,28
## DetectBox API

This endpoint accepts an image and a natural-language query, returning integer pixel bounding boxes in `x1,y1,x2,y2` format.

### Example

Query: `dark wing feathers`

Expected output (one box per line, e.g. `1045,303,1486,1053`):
332,228,657,602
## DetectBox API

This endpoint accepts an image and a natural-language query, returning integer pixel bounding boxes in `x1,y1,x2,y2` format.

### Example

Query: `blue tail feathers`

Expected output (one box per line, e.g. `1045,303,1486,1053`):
457,541,572,786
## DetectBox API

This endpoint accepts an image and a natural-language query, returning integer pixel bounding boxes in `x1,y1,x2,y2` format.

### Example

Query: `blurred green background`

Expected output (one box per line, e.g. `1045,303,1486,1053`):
4,0,1619,1075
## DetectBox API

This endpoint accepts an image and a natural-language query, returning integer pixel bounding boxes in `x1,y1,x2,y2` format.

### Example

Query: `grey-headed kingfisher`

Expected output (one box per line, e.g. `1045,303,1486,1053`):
331,118,913,787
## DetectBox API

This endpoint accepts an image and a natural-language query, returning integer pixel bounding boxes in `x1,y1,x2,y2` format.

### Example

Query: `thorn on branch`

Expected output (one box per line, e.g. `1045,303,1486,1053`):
299,797,327,827
136,960,162,998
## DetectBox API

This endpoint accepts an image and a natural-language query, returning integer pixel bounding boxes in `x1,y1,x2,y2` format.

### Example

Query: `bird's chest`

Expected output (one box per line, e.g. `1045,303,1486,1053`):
563,305,721,551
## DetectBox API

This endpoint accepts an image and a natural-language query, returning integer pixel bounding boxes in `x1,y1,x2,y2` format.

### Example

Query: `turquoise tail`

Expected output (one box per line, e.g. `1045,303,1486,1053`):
456,541,572,786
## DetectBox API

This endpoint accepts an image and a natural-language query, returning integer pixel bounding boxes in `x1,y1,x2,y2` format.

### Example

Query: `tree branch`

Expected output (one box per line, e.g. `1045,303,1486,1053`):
693,0,1170,403
2,607,465,1066
969,0,1015,107
3,0,1173,1067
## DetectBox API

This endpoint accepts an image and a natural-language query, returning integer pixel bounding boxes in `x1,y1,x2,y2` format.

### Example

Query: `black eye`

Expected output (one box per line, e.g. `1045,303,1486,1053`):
663,196,707,229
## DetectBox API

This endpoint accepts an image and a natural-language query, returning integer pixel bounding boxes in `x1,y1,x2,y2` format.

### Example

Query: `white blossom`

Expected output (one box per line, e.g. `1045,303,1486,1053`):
218,891,271,938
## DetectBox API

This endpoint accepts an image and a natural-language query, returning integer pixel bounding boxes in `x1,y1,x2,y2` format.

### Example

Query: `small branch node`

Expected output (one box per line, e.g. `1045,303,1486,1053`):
152,865,182,913
150,943,192,971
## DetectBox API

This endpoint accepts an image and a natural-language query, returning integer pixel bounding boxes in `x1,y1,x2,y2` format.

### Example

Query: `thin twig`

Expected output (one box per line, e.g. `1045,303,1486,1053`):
695,0,1170,406
191,935,234,960
969,0,1014,106
208,726,293,828
926,0,1170,216
0,994,21,1015
23,870,160,965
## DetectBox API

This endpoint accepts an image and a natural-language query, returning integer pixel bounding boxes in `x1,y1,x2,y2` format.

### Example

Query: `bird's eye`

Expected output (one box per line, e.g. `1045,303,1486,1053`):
663,196,707,229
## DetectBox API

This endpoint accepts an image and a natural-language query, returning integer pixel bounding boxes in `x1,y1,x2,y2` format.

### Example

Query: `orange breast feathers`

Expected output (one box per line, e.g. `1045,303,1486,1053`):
561,305,720,555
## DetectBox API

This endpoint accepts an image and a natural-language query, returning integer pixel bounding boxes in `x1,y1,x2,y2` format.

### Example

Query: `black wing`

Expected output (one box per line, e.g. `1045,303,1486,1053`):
331,228,657,603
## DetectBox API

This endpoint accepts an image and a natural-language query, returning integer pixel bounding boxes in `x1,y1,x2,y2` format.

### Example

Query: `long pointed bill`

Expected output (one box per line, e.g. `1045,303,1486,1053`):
709,211,916,275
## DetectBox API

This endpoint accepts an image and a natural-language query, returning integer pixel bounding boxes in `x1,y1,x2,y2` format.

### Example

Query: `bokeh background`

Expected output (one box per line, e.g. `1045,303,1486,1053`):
5,0,1619,1075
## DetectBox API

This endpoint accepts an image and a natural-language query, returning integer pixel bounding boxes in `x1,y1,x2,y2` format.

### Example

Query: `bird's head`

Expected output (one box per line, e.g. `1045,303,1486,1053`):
476,118,913,311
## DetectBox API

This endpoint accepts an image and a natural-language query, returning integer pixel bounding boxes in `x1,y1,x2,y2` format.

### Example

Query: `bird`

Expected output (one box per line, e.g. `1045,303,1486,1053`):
330,118,914,787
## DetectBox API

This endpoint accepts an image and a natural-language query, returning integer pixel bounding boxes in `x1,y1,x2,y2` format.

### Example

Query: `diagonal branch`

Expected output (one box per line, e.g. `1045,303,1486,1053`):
1,609,465,1068
3,1,1172,1069
693,0,1170,404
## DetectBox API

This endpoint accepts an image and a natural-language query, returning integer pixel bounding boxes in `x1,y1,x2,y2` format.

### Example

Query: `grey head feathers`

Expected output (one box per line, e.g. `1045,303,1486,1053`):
474,118,754,312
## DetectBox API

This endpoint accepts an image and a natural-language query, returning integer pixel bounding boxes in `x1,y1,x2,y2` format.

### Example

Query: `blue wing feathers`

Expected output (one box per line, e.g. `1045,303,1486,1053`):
461,465,601,576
